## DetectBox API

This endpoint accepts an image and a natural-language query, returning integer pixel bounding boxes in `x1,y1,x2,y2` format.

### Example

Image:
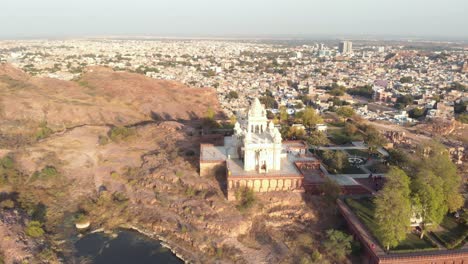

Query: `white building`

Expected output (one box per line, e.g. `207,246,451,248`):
227,98,283,173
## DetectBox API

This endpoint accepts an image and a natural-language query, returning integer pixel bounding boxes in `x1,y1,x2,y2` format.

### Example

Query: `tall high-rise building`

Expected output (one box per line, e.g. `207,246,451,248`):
339,41,353,54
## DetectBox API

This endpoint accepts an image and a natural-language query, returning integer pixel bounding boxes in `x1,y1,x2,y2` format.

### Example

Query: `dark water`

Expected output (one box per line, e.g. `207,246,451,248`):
74,230,183,264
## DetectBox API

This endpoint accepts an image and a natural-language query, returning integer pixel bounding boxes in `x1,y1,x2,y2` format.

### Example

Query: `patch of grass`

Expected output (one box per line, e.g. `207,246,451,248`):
345,198,378,235
0,155,22,186
345,149,369,157
110,171,121,180
392,233,437,251
77,80,93,88
35,121,53,140
335,165,365,174
329,131,352,145
329,131,363,145
109,126,135,142
432,215,468,249
31,166,59,181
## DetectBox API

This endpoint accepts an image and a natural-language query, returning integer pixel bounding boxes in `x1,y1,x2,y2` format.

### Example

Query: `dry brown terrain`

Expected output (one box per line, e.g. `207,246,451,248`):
0,64,220,147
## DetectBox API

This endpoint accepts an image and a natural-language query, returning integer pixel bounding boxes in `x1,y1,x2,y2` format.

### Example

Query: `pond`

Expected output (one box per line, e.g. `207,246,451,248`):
74,230,183,264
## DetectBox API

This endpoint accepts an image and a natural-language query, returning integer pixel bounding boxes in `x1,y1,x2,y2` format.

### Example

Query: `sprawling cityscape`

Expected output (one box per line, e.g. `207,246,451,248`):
0,1,467,264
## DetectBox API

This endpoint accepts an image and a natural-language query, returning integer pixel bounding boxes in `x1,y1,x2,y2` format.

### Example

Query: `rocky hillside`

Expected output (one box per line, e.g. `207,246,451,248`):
0,64,220,147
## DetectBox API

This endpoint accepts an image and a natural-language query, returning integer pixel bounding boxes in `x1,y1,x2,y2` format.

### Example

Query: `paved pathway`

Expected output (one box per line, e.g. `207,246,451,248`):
332,173,385,179
318,146,367,150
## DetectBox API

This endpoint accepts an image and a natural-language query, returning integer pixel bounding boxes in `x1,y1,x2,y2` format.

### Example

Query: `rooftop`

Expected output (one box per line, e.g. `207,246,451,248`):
227,154,303,178
200,144,226,162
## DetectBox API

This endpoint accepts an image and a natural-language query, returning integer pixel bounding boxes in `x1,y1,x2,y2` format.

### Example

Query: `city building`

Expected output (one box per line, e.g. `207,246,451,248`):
339,41,353,54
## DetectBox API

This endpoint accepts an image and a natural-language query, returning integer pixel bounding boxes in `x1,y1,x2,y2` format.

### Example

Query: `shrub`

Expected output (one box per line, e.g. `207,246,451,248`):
323,229,353,261
0,155,21,185
310,249,322,262
109,126,135,142
32,166,59,181
112,192,128,203
25,221,45,238
75,213,89,225
185,186,196,197
0,156,14,169
37,248,57,262
235,187,255,211
35,122,53,140
0,199,14,209
110,171,121,180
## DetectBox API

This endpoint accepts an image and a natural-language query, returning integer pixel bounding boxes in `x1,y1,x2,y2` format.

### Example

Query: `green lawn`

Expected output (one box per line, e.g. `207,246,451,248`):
345,198,437,252
328,131,349,145
335,165,365,174
345,149,369,158
392,233,436,251
432,214,468,249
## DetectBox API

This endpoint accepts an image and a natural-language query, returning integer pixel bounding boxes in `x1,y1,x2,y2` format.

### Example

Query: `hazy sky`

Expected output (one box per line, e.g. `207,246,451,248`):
2,0,468,39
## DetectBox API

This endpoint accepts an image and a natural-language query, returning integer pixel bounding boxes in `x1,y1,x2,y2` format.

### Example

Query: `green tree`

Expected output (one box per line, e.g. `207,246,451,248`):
400,76,413,83
412,170,447,238
279,106,288,123
375,167,412,250
365,127,386,152
322,150,348,173
319,178,341,204
259,95,277,108
409,107,425,118
295,102,304,109
286,126,306,140
205,107,215,120
323,229,353,261
306,131,329,147
230,115,237,125
387,148,411,169
301,107,323,130
336,106,355,121
344,122,358,136
226,91,239,99
419,141,463,212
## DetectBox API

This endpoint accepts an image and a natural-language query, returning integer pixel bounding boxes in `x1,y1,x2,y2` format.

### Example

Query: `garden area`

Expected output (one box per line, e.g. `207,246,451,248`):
314,149,365,174
432,214,468,249
344,197,438,252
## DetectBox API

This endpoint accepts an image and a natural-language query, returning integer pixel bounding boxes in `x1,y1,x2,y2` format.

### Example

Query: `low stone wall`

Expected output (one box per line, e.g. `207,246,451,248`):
227,177,303,200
